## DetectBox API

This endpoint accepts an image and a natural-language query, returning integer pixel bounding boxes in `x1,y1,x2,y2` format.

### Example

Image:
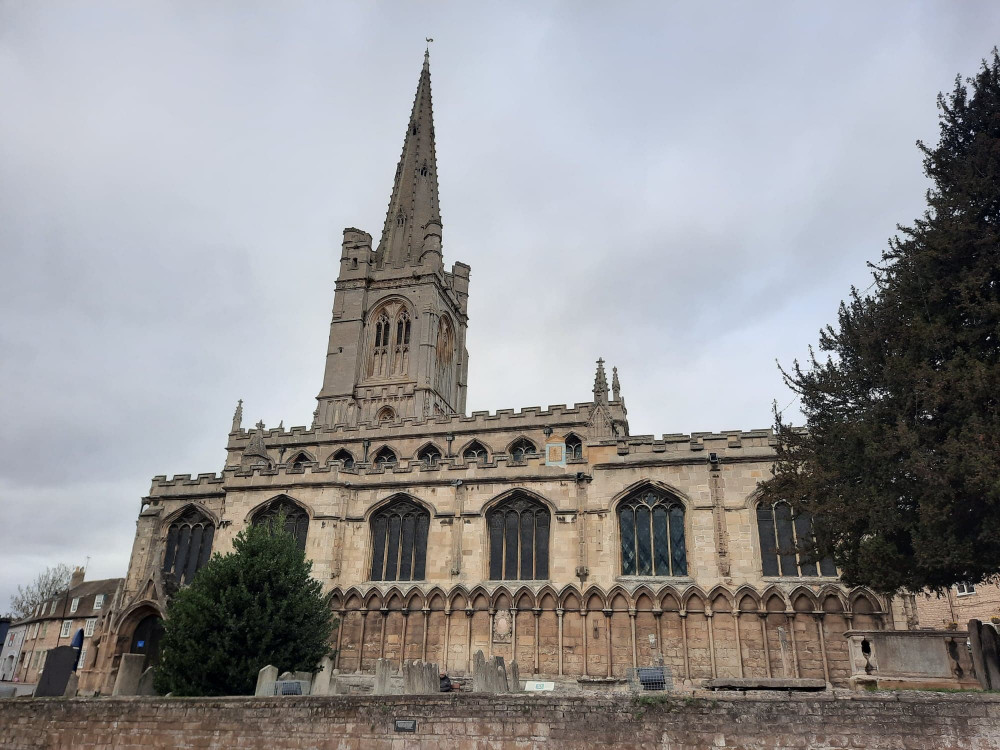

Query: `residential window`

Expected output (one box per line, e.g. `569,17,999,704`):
78,648,87,670
619,489,688,576
84,618,97,637
70,597,80,614
40,622,48,638
49,601,56,615
369,496,430,581
757,500,837,577
94,594,105,610
487,493,550,580
60,621,72,638
956,582,977,596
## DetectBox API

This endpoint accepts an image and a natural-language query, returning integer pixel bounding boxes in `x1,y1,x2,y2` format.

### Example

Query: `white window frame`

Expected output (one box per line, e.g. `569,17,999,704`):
94,594,105,611
60,620,72,638
84,618,97,638
956,582,977,596
49,601,56,615
40,621,48,638
78,648,87,670
70,597,80,614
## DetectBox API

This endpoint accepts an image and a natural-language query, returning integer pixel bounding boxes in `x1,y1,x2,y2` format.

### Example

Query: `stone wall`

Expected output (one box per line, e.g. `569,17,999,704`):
1,693,998,749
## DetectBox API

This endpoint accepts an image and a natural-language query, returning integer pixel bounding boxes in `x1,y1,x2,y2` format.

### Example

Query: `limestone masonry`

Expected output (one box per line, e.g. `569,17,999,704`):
80,52,896,695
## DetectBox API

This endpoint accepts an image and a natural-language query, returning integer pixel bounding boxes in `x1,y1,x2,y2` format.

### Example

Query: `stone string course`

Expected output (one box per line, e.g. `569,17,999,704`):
1,692,999,750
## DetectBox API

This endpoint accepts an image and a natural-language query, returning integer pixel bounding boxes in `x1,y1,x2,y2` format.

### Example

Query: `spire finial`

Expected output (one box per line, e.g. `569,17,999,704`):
424,38,433,69
231,398,243,432
593,358,609,405
612,367,621,401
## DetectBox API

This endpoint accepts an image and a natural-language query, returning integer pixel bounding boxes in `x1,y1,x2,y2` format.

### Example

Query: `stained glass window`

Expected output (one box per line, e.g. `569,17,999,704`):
370,497,430,581
618,490,687,576
252,496,309,551
162,507,216,586
487,494,550,580
757,501,837,577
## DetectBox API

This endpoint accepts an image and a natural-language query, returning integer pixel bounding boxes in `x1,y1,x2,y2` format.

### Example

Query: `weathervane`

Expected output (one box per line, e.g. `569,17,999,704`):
425,37,434,53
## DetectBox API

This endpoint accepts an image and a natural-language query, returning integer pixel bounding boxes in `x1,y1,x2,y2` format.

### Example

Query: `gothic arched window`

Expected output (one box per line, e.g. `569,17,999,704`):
370,311,391,377
463,440,489,464
416,444,442,467
289,452,312,470
757,501,837,577
393,311,410,376
487,494,550,580
618,489,687,576
565,434,583,460
373,446,397,469
252,496,309,551
162,508,215,586
370,497,430,581
330,448,354,469
376,406,396,423
509,438,537,463
434,316,455,398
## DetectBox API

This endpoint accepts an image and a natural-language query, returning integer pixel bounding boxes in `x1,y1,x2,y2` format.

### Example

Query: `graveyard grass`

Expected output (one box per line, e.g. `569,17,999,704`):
154,515,336,696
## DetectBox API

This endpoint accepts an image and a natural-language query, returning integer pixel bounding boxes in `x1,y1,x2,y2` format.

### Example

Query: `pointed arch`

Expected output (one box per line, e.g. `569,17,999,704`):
818,586,848,612
536,585,558,610
405,589,425,611
582,586,607,612
461,439,490,464
789,586,820,613
368,493,430,582
490,585,513,609
849,588,883,614
708,585,736,611
371,445,398,469
609,588,630,611
471,587,491,611
426,588,447,611
513,586,536,610
733,585,762,612
434,315,455,397
366,297,414,380
507,437,538,463
249,495,310,551
616,481,688,577
415,441,443,467
385,589,405,611
681,586,708,611
564,432,584,461
363,590,384,609
287,449,317,469
659,587,682,612
328,448,355,469
448,588,470,611
559,585,583,611
485,489,551,581
161,504,216,587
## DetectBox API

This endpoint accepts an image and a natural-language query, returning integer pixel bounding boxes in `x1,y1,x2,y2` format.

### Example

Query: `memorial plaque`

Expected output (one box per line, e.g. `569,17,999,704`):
394,719,417,733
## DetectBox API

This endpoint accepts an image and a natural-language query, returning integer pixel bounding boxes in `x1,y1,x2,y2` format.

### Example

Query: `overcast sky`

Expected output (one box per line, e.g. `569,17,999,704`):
1,1,997,613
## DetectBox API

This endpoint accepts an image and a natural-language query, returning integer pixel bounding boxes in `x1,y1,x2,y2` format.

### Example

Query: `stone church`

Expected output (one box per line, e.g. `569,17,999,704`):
84,52,889,694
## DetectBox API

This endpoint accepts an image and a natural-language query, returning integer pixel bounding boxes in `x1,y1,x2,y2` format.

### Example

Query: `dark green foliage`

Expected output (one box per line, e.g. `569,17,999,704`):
153,517,335,696
760,51,1000,595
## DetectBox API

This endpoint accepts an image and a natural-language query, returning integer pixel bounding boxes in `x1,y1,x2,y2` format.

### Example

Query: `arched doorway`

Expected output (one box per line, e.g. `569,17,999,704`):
129,614,165,670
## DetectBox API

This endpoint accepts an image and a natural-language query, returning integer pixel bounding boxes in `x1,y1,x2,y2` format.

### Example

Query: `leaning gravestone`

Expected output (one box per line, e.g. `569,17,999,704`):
472,650,489,692
373,658,392,695
35,646,77,697
112,653,146,697
62,673,79,698
137,667,158,696
255,665,278,696
969,620,989,689
510,660,520,691
424,661,438,693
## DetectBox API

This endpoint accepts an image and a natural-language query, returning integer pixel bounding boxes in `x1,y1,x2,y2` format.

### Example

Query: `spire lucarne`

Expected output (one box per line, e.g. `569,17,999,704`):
376,49,442,269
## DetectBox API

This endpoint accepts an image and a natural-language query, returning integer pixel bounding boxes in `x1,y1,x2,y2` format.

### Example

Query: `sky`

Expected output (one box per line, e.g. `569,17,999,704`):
1,1,997,613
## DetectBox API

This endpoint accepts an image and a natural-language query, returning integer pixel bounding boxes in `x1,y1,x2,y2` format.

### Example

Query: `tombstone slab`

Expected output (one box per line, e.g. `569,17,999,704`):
62,673,79,698
111,653,146,697
312,657,334,696
255,665,278,696
35,647,77,697
969,620,990,689
373,658,391,695
510,660,520,691
472,650,488,692
137,667,158,696
981,624,1000,689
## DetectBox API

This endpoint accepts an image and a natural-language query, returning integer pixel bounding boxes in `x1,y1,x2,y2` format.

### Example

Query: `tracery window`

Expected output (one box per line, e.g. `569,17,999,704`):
434,316,455,398
330,448,355,469
392,311,410,376
508,438,537,463
162,508,216,586
757,501,837,577
252,496,309,551
368,301,413,379
416,444,442,467
289,452,312,470
618,489,687,576
369,497,430,581
487,494,550,580
370,311,391,377
373,446,398,469
565,434,583,460
376,406,396,423
463,440,489,464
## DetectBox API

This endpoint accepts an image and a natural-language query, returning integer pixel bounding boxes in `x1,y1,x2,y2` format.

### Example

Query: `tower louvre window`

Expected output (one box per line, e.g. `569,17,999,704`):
330,448,355,469
565,434,583,460
373,446,398,469
756,501,837,577
417,444,442,467
618,489,687,577
162,507,216,586
487,494,550,581
369,496,430,582
508,438,537,464
463,440,489,464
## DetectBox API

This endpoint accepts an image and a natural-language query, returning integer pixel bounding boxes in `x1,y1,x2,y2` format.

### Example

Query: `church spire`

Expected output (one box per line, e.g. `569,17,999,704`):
593,358,609,405
376,49,442,269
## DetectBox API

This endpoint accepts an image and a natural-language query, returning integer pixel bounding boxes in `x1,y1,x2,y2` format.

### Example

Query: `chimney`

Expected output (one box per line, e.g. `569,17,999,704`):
70,566,85,590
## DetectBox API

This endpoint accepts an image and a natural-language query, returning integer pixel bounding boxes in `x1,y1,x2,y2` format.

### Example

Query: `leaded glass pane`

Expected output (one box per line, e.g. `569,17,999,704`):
652,507,670,575
519,512,534,579
413,514,429,580
370,516,387,580
635,505,652,575
620,507,636,575
399,514,415,581
489,512,504,580
198,526,214,570
669,505,687,576
163,526,178,575
535,511,550,580
174,526,191,584
793,512,818,576
183,525,203,584
385,515,401,580
774,503,797,576
504,512,519,579
757,507,779,576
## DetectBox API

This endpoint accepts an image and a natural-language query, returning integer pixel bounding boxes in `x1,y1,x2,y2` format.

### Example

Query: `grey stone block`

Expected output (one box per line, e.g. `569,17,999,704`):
112,653,146,697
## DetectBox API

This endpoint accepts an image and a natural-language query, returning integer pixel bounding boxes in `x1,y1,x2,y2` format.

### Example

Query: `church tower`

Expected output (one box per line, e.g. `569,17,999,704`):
314,51,470,427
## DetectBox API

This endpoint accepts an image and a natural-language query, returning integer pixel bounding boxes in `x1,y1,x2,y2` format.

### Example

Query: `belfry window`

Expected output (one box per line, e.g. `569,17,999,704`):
368,301,412,380
757,501,837,577
376,406,396,423
369,497,430,581
508,438,537,463
618,489,687,576
463,440,489,464
487,494,550,580
373,446,398,469
162,508,215,586
565,434,583,460
370,311,391,377
416,444,442,467
331,448,355,469
252,496,309,551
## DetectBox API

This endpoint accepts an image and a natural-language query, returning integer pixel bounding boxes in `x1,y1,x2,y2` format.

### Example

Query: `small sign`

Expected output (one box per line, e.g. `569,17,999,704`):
394,719,417,733
525,681,555,692
136,640,145,648
545,443,566,467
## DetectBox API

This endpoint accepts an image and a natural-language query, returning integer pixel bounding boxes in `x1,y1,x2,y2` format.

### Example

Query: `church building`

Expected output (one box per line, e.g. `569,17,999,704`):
83,52,890,694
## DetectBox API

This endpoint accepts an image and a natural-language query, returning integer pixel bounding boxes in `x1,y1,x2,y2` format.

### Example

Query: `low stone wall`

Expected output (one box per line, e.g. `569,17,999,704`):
1,691,999,749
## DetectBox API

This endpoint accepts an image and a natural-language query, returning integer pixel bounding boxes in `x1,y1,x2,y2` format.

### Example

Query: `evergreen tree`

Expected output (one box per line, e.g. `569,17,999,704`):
760,51,1000,595
154,517,335,696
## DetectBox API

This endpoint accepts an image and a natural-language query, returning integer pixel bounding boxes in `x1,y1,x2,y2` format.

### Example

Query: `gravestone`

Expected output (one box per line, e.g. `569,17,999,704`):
491,656,509,692
472,650,488,692
373,658,392,695
36,647,78,697
425,661,438,693
255,665,278,696
980,624,1000,689
510,660,520,691
0,685,16,698
137,667,158,696
969,620,989,689
111,653,146,696
311,657,334,695
62,673,79,698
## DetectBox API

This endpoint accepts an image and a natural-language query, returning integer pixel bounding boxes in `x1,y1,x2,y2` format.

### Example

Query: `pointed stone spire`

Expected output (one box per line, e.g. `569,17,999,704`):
593,358,609,405
376,49,442,269
231,398,243,433
612,367,621,402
